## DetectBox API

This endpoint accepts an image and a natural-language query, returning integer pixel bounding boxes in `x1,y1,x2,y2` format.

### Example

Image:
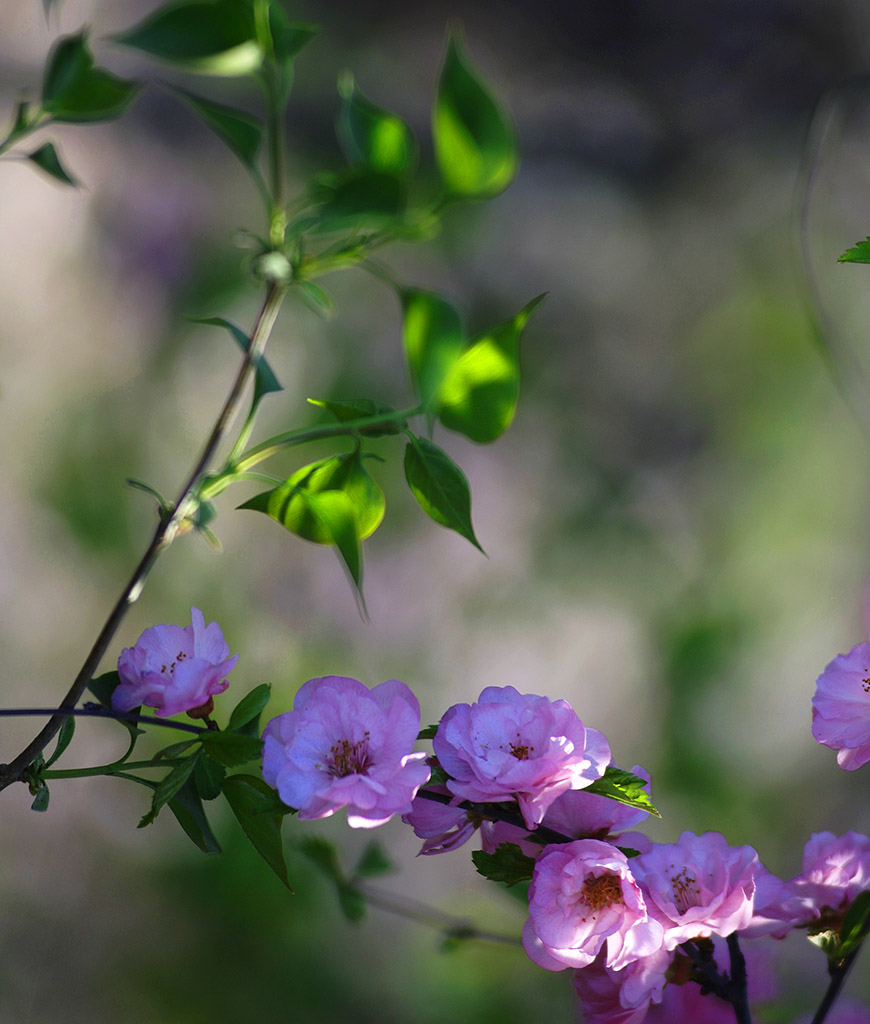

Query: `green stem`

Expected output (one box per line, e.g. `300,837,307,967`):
44,758,185,780
0,282,286,793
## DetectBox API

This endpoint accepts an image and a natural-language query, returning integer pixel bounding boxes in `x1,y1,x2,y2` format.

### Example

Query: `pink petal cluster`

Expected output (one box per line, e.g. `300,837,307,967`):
631,831,759,948
522,839,663,972
812,639,870,769
261,676,431,828
433,685,611,829
571,948,671,1024
788,831,870,923
112,607,238,718
402,787,481,855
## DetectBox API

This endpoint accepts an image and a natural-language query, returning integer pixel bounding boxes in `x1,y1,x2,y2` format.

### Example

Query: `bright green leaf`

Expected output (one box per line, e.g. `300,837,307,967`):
307,397,405,437
472,843,536,886
198,731,262,768
404,435,482,551
113,0,262,76
168,776,222,853
437,293,545,443
45,716,75,768
167,86,263,169
187,315,282,409
42,32,139,123
227,683,272,733
223,773,293,890
401,288,465,410
839,238,870,264
337,71,417,176
433,33,517,198
585,767,660,818
27,142,78,186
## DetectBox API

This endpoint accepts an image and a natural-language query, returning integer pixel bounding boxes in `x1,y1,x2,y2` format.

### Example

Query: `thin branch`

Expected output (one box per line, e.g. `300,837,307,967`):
414,787,573,846
0,282,285,792
811,946,862,1024
0,707,207,735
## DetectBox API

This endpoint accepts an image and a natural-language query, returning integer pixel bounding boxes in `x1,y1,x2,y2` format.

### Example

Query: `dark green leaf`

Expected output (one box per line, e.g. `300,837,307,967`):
307,397,405,437
840,890,870,958
27,142,78,186
223,773,292,890
401,288,465,410
45,716,75,769
337,885,367,922
295,280,336,319
199,730,262,768
187,315,282,408
30,783,50,812
167,775,222,853
193,751,226,800
417,723,439,740
337,71,417,176
428,764,449,787
437,294,545,443
839,238,870,264
139,754,198,827
433,33,517,198
472,843,536,887
259,3,317,102
167,86,263,168
354,842,394,879
584,767,660,818
43,32,139,123
404,436,482,551
297,835,344,885
11,100,31,137
150,738,199,762
113,0,262,76
227,683,272,732
87,670,122,709
309,169,405,233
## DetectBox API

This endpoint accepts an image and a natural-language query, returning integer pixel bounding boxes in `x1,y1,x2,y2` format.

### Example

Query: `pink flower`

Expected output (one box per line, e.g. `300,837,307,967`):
572,947,671,1024
741,866,808,939
631,832,759,948
812,639,870,769
402,787,481,854
261,676,431,828
433,685,611,829
112,607,238,718
523,839,664,972
645,979,735,1024
787,831,870,924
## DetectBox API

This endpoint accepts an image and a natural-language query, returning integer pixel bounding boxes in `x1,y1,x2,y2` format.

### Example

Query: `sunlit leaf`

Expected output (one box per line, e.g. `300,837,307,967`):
167,86,263,169
433,33,517,198
585,767,660,818
437,294,545,443
27,142,78,186
404,435,482,551
114,0,262,76
42,32,139,123
472,843,536,887
839,237,870,264
337,71,417,176
223,774,292,890
401,288,465,410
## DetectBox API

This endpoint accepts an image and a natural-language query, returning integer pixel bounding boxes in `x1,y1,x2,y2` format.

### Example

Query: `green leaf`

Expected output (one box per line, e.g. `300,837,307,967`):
417,723,439,740
227,683,272,733
584,767,660,818
808,929,841,960
150,738,200,762
30,783,51,812
42,32,139,123
223,773,292,890
168,775,222,853
258,3,317,103
307,397,405,437
27,142,78,186
198,731,262,768
337,885,367,922
187,315,282,409
401,288,465,410
404,435,482,551
433,33,517,198
472,843,536,887
139,754,199,827
295,280,336,319
298,836,344,884
437,294,545,443
87,670,122,709
838,238,870,264
337,71,417,176
113,0,262,76
840,890,870,958
353,842,395,879
309,169,406,233
45,716,75,769
167,86,263,169
193,752,226,800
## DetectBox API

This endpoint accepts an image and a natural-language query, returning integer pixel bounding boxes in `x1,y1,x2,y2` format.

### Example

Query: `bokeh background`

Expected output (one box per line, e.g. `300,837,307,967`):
3,0,870,1020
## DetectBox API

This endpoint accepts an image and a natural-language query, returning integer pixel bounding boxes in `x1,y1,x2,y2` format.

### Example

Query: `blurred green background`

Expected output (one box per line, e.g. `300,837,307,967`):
3,0,870,1020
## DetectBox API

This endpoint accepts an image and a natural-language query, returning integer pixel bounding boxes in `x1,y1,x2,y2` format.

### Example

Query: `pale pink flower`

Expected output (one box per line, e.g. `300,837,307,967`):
523,839,664,972
261,676,430,828
787,831,870,924
112,607,238,718
572,947,671,1024
632,832,759,948
645,979,734,1024
402,787,481,854
812,639,870,769
741,866,808,939
434,685,611,829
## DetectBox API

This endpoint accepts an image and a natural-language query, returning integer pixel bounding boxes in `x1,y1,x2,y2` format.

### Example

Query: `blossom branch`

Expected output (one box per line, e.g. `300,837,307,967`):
414,787,574,846
0,281,286,792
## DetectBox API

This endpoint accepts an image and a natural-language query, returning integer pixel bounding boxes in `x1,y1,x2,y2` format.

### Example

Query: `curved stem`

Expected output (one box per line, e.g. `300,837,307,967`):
0,282,286,792
0,707,207,735
44,757,185,780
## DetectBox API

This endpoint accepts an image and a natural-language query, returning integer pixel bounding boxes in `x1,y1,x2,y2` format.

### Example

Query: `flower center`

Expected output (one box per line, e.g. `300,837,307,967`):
862,676,870,693
669,867,702,915
579,872,623,913
327,735,373,777
160,650,188,676
506,732,534,760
